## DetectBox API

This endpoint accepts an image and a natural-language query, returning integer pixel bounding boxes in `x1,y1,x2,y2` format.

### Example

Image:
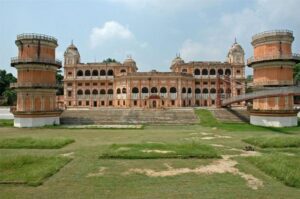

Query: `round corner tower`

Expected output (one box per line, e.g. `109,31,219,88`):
247,30,300,127
11,33,62,127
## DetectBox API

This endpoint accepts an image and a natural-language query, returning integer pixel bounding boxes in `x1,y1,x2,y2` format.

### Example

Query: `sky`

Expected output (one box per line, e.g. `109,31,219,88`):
0,0,299,76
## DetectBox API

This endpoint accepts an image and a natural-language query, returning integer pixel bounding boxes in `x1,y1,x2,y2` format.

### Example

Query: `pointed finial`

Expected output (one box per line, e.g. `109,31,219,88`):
234,37,237,44
71,40,73,45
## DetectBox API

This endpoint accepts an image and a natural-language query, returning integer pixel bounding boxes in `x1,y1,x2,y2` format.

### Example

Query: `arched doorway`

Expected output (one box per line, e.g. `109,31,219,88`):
153,100,157,108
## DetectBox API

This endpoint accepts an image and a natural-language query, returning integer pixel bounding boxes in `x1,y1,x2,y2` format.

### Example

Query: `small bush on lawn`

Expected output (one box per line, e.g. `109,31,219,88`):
0,137,75,149
0,155,71,186
243,136,300,148
99,142,220,159
247,153,300,187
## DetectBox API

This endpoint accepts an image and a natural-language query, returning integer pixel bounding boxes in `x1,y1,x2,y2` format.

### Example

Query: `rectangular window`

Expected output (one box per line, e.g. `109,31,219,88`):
101,83,105,86
171,100,175,106
68,72,72,75
162,100,164,106
109,101,113,106
118,100,120,106
78,101,82,106
108,83,113,86
212,100,215,105
101,101,105,106
195,81,200,85
211,82,215,85
68,101,71,106
86,101,89,106
67,83,72,86
93,83,97,86
93,101,97,107
204,82,208,85
123,100,125,106
134,100,137,106
78,83,82,86
144,101,147,106
85,83,90,86
68,91,72,97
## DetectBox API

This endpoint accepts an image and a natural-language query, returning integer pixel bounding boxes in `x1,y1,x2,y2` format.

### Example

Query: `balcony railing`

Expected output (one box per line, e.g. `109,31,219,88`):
247,54,300,65
17,33,58,43
131,93,139,99
253,80,294,86
11,57,62,66
252,30,293,40
10,82,58,88
160,93,168,98
170,93,177,99
141,93,149,99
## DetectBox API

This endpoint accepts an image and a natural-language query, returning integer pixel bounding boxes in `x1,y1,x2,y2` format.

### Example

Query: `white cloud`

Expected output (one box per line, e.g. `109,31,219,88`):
90,21,134,48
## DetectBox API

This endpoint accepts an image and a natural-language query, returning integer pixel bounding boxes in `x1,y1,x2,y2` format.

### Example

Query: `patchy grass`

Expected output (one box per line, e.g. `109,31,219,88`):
247,153,300,188
243,136,300,148
195,109,300,133
100,143,220,159
0,137,74,149
0,119,13,127
0,155,71,186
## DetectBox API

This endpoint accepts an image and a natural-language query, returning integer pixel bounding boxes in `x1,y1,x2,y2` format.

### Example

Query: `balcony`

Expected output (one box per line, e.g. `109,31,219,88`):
131,93,139,99
10,82,58,89
247,54,300,66
11,57,62,67
17,33,58,44
170,93,177,99
160,93,168,98
141,93,149,99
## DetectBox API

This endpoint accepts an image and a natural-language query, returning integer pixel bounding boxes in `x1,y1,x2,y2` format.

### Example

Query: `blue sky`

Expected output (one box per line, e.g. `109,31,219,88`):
0,0,299,76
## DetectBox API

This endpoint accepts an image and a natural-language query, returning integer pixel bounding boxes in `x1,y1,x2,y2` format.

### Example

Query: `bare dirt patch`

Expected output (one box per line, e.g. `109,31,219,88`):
125,151,263,190
211,144,224,147
86,167,107,177
60,152,74,157
141,150,175,154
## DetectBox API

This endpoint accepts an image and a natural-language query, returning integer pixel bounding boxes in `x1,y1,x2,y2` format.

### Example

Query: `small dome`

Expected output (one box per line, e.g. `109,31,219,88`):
123,56,136,65
228,40,244,54
64,41,80,56
171,56,184,65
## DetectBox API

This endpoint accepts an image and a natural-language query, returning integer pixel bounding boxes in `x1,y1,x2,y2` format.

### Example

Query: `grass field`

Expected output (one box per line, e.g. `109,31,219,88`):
243,136,300,148
0,137,74,149
0,110,300,198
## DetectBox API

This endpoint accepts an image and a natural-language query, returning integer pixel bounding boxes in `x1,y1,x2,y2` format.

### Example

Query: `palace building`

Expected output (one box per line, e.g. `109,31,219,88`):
63,41,246,108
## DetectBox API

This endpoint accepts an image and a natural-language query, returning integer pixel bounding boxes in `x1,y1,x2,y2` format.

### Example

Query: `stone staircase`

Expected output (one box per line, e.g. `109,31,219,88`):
210,108,250,123
60,108,198,125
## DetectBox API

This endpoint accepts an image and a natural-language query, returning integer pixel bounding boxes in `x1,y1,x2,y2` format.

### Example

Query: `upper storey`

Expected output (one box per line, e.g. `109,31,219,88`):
248,30,300,66
11,33,62,68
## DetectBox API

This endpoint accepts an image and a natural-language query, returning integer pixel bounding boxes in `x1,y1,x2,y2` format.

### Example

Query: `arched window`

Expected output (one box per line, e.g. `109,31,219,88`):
226,88,231,93
77,90,83,95
108,89,113,94
195,88,201,94
210,69,216,75
100,89,106,95
203,88,209,93
142,87,148,93
85,90,90,95
219,88,224,93
182,87,186,93
122,88,127,94
100,70,106,76
188,88,192,93
182,69,187,73
170,87,177,93
92,70,98,76
85,70,91,76
160,87,167,93
117,88,121,94
151,87,158,93
225,69,231,76
194,69,200,75
77,70,83,76
202,69,208,75
120,69,126,73
218,69,223,75
210,88,216,93
92,89,98,95
132,87,139,93
107,69,114,76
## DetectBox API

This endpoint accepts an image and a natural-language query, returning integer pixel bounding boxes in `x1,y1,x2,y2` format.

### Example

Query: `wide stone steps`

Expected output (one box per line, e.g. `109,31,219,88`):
60,108,198,125
210,108,250,123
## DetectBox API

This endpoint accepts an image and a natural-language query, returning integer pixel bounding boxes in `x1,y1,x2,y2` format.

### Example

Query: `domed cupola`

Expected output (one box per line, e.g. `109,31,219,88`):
123,56,136,66
227,39,245,65
171,55,184,66
64,41,80,66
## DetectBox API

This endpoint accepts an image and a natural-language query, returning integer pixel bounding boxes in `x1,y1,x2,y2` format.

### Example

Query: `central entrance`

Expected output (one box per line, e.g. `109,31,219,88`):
149,95,160,108
152,100,157,108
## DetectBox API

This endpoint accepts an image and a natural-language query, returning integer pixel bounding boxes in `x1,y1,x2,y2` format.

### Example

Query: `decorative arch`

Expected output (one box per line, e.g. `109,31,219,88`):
188,88,192,93
77,90,83,95
225,69,231,76
77,70,83,76
85,70,91,76
117,88,121,94
195,88,201,94
85,89,91,95
182,69,187,73
203,88,209,93
142,87,149,93
107,69,114,76
122,88,127,94
210,88,216,93
100,70,106,76
120,69,126,73
218,69,224,75
194,69,200,75
160,87,167,93
92,70,98,76
210,69,216,75
202,69,208,75
100,89,106,95
170,87,177,93
108,89,113,94
182,87,187,93
92,89,98,95
132,87,139,93
151,87,158,93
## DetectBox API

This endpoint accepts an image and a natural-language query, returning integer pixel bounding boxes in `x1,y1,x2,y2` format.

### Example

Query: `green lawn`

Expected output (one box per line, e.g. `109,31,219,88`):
0,155,71,186
0,119,13,127
0,137,75,149
100,143,220,159
243,136,300,148
247,153,300,188
0,111,300,198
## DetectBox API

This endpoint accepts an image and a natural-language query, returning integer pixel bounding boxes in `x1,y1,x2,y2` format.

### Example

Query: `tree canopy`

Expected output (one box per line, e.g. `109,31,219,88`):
0,69,17,105
102,58,118,64
294,63,300,83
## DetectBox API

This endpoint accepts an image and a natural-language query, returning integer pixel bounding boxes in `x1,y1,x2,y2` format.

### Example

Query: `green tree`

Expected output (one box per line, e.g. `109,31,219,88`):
294,63,300,83
103,58,118,64
0,69,17,105
56,69,64,95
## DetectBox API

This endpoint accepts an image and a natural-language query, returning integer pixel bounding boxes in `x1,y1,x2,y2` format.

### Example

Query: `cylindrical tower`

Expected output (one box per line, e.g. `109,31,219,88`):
10,33,62,127
247,30,300,127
